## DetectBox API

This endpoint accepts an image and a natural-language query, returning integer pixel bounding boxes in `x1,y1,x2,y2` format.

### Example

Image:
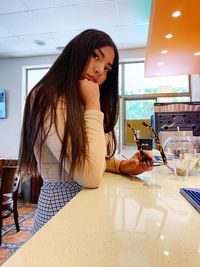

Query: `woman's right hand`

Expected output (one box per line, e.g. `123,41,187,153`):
79,79,100,110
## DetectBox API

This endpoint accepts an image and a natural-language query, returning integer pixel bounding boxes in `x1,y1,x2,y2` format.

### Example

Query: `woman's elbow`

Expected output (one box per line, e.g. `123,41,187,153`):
83,172,103,188
76,170,103,188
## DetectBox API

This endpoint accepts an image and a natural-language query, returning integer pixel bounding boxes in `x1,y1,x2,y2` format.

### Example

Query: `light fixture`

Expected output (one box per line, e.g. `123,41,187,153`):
172,10,182,17
165,33,173,39
56,47,65,52
155,72,161,75
194,52,200,56
157,62,164,66
164,251,169,256
34,40,46,46
161,50,168,54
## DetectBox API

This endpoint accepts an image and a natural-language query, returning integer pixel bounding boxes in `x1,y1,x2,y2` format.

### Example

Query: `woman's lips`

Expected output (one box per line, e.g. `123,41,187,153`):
86,74,97,83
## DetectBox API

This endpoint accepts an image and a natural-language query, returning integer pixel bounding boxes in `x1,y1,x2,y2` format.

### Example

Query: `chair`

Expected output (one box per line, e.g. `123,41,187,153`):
0,166,20,245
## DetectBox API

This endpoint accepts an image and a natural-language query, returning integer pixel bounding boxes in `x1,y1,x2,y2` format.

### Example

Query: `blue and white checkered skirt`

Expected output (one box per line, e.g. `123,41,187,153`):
33,181,83,233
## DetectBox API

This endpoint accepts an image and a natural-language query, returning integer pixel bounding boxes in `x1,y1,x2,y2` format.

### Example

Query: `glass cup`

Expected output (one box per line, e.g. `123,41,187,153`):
174,154,190,180
174,151,199,180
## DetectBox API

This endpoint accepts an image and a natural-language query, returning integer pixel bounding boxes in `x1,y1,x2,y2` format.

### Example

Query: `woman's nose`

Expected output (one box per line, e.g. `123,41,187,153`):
94,64,104,75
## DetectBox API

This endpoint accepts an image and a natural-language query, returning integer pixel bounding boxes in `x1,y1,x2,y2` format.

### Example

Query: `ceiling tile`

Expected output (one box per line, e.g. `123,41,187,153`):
117,0,151,25
0,6,77,35
73,2,118,28
0,23,13,37
23,0,115,10
0,0,151,58
0,36,28,52
49,30,81,47
18,33,56,50
0,0,28,14
117,24,148,49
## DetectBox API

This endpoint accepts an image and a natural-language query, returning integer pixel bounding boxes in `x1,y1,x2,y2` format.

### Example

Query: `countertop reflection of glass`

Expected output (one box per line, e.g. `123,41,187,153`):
163,136,200,176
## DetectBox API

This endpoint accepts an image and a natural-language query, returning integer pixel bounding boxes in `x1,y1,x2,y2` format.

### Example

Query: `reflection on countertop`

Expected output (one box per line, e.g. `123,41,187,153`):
2,156,200,267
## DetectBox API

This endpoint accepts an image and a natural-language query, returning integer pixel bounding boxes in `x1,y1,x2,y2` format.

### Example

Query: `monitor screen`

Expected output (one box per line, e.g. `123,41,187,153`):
0,89,6,119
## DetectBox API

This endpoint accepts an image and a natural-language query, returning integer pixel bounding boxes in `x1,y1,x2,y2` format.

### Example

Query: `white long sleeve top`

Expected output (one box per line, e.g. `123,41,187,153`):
33,100,121,188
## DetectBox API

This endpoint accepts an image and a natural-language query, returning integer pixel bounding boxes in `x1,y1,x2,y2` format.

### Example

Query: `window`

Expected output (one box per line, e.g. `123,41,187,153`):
157,96,190,103
126,100,155,120
124,62,189,95
27,68,50,94
119,61,191,145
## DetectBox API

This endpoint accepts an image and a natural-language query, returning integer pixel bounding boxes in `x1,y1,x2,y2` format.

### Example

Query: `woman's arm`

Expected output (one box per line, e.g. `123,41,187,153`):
44,104,106,188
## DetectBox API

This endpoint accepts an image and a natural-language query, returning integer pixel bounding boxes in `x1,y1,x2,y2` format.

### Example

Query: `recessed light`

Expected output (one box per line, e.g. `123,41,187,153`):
165,33,173,39
194,52,200,56
172,10,182,17
161,50,168,54
34,40,46,46
155,72,160,75
157,62,164,66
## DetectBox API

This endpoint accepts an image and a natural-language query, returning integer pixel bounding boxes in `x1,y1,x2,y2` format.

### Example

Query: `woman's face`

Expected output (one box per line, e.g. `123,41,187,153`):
82,46,115,86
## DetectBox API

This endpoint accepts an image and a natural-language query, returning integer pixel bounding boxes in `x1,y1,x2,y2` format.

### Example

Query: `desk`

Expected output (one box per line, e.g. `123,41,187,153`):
2,165,200,267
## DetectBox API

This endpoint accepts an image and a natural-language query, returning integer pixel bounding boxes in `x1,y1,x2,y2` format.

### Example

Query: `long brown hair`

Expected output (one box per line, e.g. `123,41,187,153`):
18,29,119,178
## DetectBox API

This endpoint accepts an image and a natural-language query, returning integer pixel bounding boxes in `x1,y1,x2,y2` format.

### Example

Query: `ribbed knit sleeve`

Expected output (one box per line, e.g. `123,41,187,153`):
43,102,106,187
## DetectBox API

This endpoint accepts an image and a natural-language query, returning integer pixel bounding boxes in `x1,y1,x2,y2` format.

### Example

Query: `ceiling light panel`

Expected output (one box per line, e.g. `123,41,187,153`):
145,0,200,77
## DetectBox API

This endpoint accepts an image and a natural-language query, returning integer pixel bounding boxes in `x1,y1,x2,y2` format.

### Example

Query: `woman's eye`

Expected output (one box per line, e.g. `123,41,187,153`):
104,67,111,72
93,52,99,60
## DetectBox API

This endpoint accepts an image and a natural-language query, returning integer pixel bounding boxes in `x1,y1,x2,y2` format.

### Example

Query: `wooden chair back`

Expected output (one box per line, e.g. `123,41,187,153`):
0,159,18,178
0,166,20,195
0,166,20,245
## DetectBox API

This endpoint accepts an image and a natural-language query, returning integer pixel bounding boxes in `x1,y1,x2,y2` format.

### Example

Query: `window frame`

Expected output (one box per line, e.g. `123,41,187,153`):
26,66,51,95
119,61,191,146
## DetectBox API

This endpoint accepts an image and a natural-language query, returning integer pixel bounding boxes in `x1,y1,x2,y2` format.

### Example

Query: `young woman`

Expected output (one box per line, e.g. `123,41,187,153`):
18,29,154,232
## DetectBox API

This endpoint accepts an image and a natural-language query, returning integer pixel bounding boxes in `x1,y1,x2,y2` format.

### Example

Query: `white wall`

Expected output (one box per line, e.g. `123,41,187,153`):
0,49,200,157
0,54,57,157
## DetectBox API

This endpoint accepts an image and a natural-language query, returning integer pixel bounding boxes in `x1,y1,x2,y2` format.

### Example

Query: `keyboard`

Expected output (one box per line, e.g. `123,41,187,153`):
180,188,200,213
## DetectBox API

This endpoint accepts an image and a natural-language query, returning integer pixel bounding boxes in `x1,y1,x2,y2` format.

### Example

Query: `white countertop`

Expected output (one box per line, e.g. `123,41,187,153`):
2,161,200,266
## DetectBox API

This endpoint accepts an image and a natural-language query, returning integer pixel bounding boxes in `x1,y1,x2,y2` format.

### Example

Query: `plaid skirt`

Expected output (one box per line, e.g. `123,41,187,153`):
33,181,83,233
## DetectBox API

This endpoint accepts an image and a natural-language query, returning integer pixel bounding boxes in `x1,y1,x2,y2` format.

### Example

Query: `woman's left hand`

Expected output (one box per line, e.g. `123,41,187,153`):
119,151,156,175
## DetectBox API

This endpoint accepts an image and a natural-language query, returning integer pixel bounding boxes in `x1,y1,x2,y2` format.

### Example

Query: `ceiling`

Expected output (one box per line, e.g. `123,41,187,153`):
0,0,151,59
145,0,200,77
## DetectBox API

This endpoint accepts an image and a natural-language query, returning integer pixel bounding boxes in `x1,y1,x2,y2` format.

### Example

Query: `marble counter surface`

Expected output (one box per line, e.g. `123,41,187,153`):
2,163,200,267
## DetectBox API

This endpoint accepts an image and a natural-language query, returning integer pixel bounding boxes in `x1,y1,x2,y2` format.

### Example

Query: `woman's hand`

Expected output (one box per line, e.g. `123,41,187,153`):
119,151,156,175
79,79,100,110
